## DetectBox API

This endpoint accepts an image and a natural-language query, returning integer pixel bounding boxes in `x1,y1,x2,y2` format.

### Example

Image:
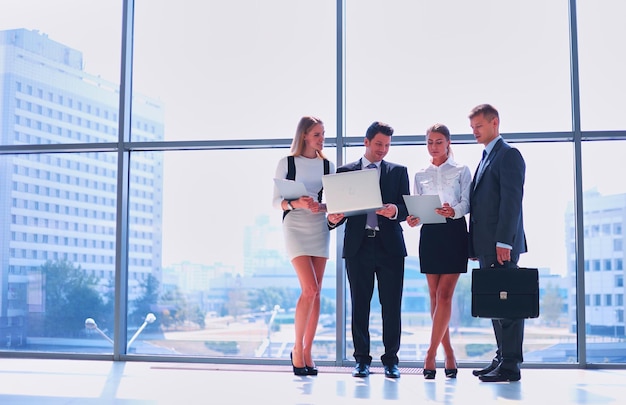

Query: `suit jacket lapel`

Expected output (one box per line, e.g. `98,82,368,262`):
472,164,480,191
473,139,504,191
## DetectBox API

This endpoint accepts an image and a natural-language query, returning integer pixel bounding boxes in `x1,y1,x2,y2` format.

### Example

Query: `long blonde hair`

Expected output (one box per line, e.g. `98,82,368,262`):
290,116,327,159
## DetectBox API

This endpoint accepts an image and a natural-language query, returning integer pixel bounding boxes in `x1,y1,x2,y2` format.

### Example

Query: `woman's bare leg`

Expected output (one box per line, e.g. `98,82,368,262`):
424,273,460,369
291,256,326,368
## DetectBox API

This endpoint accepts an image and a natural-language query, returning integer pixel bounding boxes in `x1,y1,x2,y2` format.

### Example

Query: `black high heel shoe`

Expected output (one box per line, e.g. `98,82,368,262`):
444,359,458,378
444,366,458,378
290,352,308,376
423,355,436,379
305,365,318,376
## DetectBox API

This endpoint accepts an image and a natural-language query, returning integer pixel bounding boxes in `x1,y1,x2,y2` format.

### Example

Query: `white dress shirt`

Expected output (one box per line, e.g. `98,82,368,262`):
360,156,398,221
413,156,471,219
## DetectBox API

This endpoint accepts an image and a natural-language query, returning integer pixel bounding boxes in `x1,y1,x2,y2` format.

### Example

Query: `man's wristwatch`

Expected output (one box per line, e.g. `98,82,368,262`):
286,200,294,210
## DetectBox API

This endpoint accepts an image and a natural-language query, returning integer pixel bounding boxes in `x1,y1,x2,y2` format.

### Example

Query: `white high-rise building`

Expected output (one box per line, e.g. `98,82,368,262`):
566,189,626,336
0,28,164,343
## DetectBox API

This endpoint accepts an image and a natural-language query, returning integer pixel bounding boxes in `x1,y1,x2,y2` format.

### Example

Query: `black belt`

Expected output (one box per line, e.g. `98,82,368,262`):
366,229,377,238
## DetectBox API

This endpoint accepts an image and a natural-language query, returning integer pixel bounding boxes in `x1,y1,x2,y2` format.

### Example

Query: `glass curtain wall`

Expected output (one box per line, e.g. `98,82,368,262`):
0,1,122,352
576,0,626,364
343,0,576,365
579,141,626,363
132,0,338,141
127,149,338,359
0,0,625,367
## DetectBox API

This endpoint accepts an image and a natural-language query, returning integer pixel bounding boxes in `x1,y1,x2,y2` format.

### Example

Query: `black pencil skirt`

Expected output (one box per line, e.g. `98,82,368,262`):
418,216,469,274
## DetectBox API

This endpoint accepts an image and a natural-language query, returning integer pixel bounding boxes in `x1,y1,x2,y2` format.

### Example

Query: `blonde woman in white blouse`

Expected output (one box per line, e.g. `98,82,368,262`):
406,123,471,379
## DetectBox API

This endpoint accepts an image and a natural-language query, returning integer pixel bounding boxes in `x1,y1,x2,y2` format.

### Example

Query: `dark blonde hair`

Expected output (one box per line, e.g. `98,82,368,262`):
426,123,453,158
469,104,499,122
290,116,327,159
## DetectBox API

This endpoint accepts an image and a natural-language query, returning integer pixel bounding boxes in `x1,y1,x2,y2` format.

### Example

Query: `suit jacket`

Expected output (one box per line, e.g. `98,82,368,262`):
469,138,527,258
335,159,410,259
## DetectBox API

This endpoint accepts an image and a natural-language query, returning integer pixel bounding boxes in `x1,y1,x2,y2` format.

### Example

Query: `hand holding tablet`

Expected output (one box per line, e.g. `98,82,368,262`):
402,194,446,224
274,178,308,200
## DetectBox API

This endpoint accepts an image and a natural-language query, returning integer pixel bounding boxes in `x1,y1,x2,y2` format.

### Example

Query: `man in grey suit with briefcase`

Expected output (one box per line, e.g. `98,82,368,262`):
468,104,527,382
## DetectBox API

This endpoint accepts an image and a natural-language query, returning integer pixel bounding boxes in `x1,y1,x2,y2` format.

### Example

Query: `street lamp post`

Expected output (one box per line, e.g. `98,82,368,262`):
128,312,157,349
85,313,156,349
265,305,281,357
84,318,114,345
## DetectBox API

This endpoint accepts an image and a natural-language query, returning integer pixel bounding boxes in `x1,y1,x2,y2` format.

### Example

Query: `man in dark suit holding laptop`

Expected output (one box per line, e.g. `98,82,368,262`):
468,104,528,382
327,121,409,379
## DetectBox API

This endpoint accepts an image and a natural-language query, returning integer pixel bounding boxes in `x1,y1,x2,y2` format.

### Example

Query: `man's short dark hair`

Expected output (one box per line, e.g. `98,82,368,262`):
365,121,394,140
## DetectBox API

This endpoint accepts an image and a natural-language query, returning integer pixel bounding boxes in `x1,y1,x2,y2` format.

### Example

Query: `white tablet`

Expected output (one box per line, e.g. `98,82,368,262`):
402,194,446,224
274,178,308,200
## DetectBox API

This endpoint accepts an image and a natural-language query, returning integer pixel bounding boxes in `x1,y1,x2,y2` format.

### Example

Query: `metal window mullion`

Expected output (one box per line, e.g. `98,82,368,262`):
335,0,347,367
113,0,135,359
568,0,586,367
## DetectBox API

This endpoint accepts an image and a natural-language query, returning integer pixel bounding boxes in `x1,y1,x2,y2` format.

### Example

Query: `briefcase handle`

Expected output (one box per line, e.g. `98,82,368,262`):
486,262,519,269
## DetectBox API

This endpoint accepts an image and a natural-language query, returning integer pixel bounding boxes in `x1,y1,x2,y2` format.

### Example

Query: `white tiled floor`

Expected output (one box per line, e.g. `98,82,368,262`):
0,359,625,404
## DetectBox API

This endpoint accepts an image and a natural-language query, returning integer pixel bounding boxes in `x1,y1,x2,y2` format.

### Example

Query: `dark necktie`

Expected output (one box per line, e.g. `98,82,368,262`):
366,163,378,228
475,150,488,188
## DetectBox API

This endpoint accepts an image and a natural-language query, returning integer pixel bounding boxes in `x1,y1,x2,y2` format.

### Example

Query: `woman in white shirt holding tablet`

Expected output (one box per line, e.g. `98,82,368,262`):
406,123,471,379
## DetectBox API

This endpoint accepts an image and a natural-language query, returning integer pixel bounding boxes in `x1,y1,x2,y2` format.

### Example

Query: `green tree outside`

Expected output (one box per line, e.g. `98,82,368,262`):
40,260,107,338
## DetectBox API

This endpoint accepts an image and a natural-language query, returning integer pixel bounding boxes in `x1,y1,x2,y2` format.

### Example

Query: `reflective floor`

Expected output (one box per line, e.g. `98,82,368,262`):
0,358,625,404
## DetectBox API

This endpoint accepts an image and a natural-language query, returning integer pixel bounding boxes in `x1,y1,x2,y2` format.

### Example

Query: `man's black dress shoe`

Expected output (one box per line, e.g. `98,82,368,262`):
478,366,521,382
384,364,400,378
352,363,370,378
472,361,499,377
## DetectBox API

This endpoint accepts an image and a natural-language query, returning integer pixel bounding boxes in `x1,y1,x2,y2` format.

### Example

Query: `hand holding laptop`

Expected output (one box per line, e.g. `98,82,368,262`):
327,212,344,225
322,170,383,216
328,203,397,227
375,203,398,219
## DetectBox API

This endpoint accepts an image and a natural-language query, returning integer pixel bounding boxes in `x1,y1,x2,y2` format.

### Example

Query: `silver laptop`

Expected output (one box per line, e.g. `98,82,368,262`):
402,194,446,224
322,169,383,216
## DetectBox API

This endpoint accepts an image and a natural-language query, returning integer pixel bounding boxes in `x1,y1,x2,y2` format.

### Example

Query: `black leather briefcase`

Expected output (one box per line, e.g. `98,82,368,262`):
471,267,540,319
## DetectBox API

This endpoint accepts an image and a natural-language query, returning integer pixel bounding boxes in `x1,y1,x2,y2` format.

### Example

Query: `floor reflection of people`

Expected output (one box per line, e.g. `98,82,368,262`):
382,378,399,400
352,379,371,399
423,375,459,403
493,381,522,401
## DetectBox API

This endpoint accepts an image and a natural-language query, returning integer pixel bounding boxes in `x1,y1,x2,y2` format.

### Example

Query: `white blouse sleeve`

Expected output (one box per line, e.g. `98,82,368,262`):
452,165,472,218
272,157,289,210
